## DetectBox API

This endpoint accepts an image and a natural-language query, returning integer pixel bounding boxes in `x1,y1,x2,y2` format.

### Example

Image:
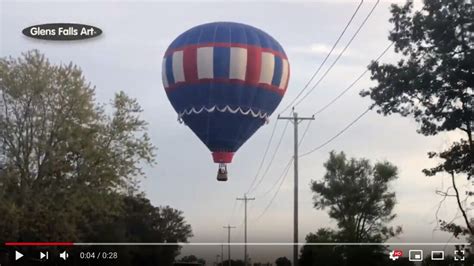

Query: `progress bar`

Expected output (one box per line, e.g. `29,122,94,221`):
5,242,471,246
5,242,73,246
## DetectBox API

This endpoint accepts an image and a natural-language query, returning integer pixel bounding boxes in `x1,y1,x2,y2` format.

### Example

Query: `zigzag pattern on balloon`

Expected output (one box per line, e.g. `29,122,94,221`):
178,105,269,120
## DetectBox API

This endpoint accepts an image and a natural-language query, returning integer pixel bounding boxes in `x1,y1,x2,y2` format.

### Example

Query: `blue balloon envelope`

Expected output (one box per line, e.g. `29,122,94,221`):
162,22,290,181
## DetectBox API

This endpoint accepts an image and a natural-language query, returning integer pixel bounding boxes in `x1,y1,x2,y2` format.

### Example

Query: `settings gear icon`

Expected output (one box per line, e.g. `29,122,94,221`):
389,250,402,261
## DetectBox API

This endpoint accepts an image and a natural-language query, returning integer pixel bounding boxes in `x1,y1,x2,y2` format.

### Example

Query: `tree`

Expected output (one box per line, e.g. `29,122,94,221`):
120,196,193,266
73,195,193,266
305,151,401,265
0,50,194,265
312,151,401,242
220,260,245,266
275,256,291,266
180,255,198,262
360,0,473,237
0,50,157,242
180,255,206,265
299,228,343,266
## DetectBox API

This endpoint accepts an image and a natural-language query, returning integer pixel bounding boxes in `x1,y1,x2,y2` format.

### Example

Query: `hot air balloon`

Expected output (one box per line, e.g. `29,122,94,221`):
162,22,290,181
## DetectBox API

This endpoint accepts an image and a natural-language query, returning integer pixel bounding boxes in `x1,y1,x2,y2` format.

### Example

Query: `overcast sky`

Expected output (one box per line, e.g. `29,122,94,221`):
1,0,471,263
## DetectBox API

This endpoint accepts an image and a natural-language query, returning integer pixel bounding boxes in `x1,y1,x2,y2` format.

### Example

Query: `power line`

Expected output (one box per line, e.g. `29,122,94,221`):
248,40,391,223
279,0,365,115
293,0,380,108
244,0,374,210
299,107,372,158
297,120,313,147
239,0,381,232
256,157,293,198
251,118,312,220
254,158,293,222
248,119,291,194
246,111,291,197
258,119,311,198
228,199,238,224
296,42,393,148
246,120,279,193
238,119,280,226
312,42,393,116
252,119,311,208
253,107,372,222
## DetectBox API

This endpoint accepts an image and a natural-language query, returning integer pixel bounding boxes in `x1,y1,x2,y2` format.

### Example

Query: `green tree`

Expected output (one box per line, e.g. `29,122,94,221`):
180,255,206,265
360,0,473,237
305,151,401,265
119,196,193,266
0,50,194,265
220,259,245,266
275,256,291,266
0,50,156,242
299,228,343,266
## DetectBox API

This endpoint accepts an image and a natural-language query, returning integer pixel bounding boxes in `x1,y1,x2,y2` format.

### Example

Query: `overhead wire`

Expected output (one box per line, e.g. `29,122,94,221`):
243,0,384,223
252,107,371,222
300,107,372,158
279,0,365,115
244,0,370,199
252,118,310,220
296,42,393,148
246,119,280,194
254,157,294,222
256,157,294,198
312,42,393,116
228,198,238,224
265,0,380,165
248,119,291,194
250,40,393,221
292,0,381,108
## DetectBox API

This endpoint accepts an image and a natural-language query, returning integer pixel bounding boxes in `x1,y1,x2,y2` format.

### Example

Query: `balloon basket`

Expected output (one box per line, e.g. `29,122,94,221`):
217,163,228,182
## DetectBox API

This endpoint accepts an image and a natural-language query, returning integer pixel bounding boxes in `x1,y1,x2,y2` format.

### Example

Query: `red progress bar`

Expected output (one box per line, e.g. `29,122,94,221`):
5,242,74,246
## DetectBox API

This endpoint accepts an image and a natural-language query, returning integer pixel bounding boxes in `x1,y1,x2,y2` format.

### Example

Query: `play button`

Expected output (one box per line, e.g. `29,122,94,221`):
15,251,24,260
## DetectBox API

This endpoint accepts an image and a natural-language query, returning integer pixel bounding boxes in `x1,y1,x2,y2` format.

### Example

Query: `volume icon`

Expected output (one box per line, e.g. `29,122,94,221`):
60,251,69,260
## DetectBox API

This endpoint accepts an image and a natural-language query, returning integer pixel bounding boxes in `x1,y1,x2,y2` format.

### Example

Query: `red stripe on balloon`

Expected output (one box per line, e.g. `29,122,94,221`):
164,78,285,96
183,47,198,82
284,61,290,92
245,47,262,85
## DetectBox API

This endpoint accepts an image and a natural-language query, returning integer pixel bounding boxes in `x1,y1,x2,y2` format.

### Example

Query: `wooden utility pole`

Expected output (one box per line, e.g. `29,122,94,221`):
277,111,314,266
223,225,236,266
237,194,255,266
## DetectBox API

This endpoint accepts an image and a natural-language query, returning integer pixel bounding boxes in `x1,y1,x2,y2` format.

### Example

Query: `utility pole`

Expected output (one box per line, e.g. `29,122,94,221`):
277,110,314,266
237,194,255,266
221,244,224,266
223,225,236,266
